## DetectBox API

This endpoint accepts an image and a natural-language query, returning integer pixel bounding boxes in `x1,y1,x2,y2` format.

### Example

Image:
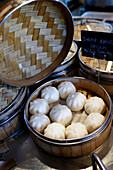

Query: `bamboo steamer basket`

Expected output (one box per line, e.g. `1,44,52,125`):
49,41,78,78
0,82,27,142
78,48,113,97
24,77,112,157
73,19,112,41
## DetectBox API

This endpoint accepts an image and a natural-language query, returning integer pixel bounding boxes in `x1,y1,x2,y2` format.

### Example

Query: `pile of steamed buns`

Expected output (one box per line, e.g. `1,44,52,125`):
29,81,106,140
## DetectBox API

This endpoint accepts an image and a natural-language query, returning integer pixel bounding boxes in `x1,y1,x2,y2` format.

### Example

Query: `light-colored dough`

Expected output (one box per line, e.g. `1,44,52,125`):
84,96,106,114
66,122,88,139
84,112,105,133
29,98,50,115
66,92,86,111
29,114,50,133
58,81,76,99
41,86,59,104
50,104,72,126
44,122,65,139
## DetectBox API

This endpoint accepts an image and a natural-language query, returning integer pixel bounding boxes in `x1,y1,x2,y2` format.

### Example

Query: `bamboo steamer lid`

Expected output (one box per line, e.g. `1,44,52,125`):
0,0,74,87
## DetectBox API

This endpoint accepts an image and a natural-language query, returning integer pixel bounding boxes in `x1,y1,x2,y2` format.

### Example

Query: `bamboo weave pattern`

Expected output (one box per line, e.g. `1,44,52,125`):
0,1,67,80
0,81,20,111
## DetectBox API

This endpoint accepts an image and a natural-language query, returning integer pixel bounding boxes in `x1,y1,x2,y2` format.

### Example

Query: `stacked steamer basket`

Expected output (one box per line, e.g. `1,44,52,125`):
78,50,113,97
0,81,27,142
73,19,112,41
0,0,29,142
73,18,113,97
49,41,78,79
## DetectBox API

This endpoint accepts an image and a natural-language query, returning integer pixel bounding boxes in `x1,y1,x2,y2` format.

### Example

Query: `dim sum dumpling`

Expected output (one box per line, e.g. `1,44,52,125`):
84,96,106,114
29,98,50,115
41,86,59,104
66,92,86,111
58,81,76,99
84,112,105,133
29,114,50,133
50,104,72,126
44,122,65,139
66,122,88,139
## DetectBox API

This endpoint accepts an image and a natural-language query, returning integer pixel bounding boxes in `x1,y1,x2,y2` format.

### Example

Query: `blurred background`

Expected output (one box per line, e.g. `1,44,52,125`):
1,0,113,16
61,0,113,15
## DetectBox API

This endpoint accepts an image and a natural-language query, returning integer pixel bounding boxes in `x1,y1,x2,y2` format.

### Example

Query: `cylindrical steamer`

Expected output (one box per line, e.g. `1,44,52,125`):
24,77,112,157
0,83,28,142
73,19,112,41
78,48,113,96
49,41,78,78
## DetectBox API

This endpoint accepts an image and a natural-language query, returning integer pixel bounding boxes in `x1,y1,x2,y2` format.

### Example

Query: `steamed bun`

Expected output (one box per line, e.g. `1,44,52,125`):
44,122,65,139
50,104,72,126
29,98,50,115
41,86,59,104
66,122,88,139
84,96,106,114
58,81,76,99
29,114,50,133
66,92,86,111
84,112,105,133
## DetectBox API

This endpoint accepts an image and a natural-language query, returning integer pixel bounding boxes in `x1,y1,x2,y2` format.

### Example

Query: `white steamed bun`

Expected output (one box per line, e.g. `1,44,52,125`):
66,92,86,111
66,122,88,139
84,96,106,114
50,104,72,126
44,122,65,139
84,112,105,133
58,81,76,99
29,98,50,115
41,86,59,104
29,114,50,133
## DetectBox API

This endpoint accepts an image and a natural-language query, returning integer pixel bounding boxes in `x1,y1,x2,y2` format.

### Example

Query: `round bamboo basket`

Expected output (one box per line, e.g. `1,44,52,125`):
50,41,78,78
24,77,112,157
0,82,28,142
78,48,113,96
73,19,112,41
0,0,74,87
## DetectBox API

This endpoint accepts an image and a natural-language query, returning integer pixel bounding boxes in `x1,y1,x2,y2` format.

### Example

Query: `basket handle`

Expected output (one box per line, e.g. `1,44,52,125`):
92,153,107,170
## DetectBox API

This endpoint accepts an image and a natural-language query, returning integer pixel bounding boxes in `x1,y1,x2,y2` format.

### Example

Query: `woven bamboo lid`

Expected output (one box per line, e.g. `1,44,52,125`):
0,0,74,86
